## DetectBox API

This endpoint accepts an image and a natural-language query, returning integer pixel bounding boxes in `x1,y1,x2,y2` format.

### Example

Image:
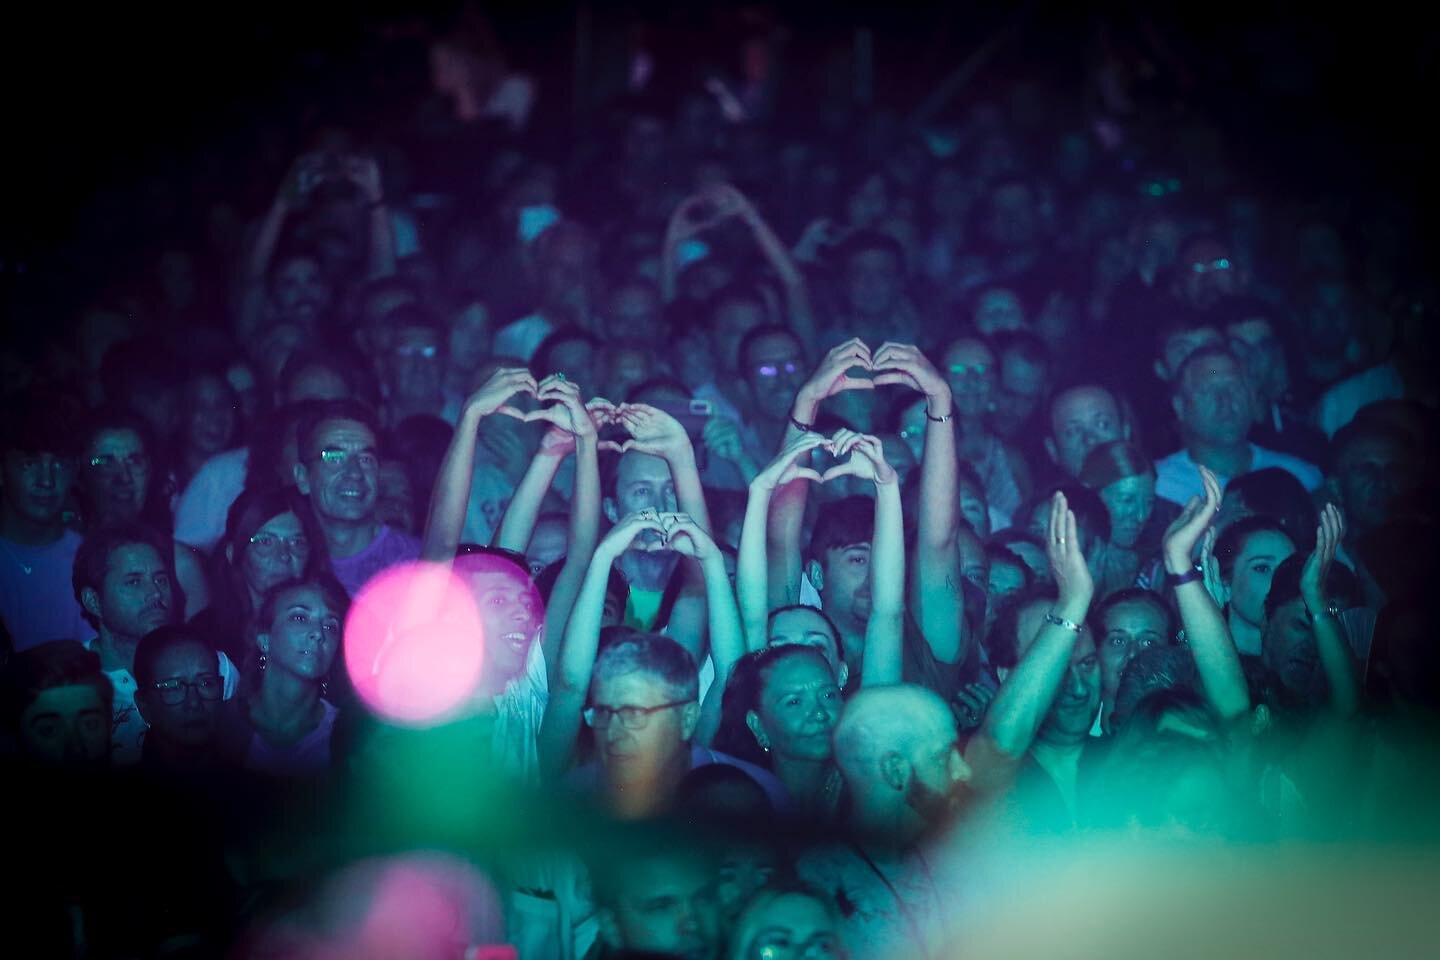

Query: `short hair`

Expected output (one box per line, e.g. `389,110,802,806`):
591,632,699,703
1093,588,1177,643
72,522,173,627
737,323,803,374
277,347,361,402
1043,380,1122,432
986,586,1057,670
1112,646,1200,725
1,640,112,732
1,389,84,458
714,645,833,766
984,544,1033,587
1215,514,1292,580
1263,553,1362,621
533,326,602,377
79,407,156,458
674,762,774,820
991,329,1052,370
807,496,874,563
293,398,382,463
453,545,543,611
1079,441,1155,491
132,625,219,691
834,229,905,272
1223,468,1318,545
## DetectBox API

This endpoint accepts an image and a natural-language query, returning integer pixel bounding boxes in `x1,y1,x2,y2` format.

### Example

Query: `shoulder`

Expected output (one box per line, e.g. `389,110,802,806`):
1250,446,1322,489
378,526,423,559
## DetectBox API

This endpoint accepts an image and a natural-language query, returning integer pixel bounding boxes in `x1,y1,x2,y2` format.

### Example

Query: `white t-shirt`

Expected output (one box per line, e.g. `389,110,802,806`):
174,447,251,553
1154,444,1322,506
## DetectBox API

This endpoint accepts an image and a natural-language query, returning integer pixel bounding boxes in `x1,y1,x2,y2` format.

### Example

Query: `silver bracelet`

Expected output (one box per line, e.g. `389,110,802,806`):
1044,611,1082,633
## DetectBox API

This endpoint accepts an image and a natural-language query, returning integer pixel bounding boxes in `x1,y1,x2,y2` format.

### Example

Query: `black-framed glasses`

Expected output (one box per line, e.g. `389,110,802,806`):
249,532,309,557
583,699,692,730
152,674,223,706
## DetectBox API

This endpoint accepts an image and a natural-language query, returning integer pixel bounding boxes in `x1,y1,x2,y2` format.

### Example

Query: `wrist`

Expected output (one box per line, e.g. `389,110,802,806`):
792,393,821,423
1053,592,1092,622
1162,553,1194,576
925,388,952,419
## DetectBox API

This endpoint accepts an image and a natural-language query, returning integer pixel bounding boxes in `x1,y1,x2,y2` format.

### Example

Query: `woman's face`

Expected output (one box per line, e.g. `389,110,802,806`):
186,374,237,458
259,584,341,684
736,893,844,960
83,428,150,522
242,511,310,598
1099,474,1156,549
1225,530,1295,628
139,641,222,750
752,653,842,763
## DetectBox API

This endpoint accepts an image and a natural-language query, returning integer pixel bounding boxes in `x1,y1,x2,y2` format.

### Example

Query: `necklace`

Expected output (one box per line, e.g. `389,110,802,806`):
0,539,34,575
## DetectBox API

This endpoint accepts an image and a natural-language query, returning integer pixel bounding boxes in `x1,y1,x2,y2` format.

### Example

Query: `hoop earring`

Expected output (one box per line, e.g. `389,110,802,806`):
258,654,267,671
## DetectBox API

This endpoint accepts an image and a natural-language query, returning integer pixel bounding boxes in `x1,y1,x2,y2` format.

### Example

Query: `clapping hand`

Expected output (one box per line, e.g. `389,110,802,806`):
1046,491,1094,606
1162,465,1222,575
1300,503,1345,614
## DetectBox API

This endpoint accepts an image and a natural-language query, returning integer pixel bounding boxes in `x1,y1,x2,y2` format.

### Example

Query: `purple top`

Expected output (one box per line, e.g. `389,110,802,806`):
330,525,423,596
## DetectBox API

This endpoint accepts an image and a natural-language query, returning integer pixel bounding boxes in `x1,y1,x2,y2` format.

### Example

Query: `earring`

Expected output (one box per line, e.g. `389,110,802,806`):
320,678,329,699
258,654,267,671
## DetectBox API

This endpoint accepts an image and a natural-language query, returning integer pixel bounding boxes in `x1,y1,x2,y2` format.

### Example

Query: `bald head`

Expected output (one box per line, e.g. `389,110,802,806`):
834,686,956,782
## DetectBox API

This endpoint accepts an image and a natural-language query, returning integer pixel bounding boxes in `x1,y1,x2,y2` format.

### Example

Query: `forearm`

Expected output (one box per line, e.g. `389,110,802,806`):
860,482,905,686
421,407,483,561
767,480,807,607
974,623,1080,761
746,213,817,355
666,447,713,535
912,394,966,664
568,438,601,561
737,482,775,649
555,550,617,692
1311,607,1362,717
367,204,396,278
1173,579,1250,721
495,449,567,551
702,553,746,674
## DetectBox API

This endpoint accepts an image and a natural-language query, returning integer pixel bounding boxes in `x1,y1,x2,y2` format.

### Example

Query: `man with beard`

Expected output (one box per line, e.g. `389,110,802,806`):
72,523,239,765
1154,347,1321,506
293,399,421,595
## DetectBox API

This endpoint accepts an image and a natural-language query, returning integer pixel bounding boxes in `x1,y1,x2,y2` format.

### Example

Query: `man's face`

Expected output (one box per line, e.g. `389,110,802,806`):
903,700,968,828
1335,435,1418,534
986,560,1027,613
270,256,332,329
1179,239,1239,311
376,462,416,534
1175,354,1251,446
93,542,174,643
1016,602,1100,742
1225,530,1295,628
819,543,872,627
609,453,677,547
465,568,541,680
19,684,110,766
993,349,1048,436
135,641,222,750
744,333,805,421
297,418,380,526
943,339,997,419
1047,387,1123,477
958,477,990,538
605,856,721,960
1262,597,1323,703
1098,474,1155,549
592,671,692,784
711,299,767,374
389,326,444,402
973,288,1026,335
82,429,150,523
1099,599,1168,704
3,449,76,527
845,249,903,320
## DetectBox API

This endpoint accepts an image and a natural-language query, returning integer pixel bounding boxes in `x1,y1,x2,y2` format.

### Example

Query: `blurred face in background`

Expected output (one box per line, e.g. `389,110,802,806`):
82,429,149,524
1099,473,1155,549
845,248,903,321
943,338,996,420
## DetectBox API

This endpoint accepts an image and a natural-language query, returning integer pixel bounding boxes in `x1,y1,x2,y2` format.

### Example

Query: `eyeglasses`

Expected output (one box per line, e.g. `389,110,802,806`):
317,449,379,470
151,674,223,706
754,362,800,378
754,932,847,959
1190,258,1232,274
12,454,77,479
395,344,439,359
583,699,692,730
947,363,991,377
249,532,310,557
89,453,149,476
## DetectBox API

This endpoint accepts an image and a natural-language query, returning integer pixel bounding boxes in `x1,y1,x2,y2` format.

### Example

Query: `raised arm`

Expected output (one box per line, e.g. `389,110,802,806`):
538,511,668,778
1162,465,1251,723
235,155,317,342
737,433,827,648
821,431,904,686
613,403,712,535
343,154,396,280
1302,504,1362,717
420,368,536,562
770,339,875,605
872,342,967,666
966,494,1094,787
718,184,819,356
663,514,746,746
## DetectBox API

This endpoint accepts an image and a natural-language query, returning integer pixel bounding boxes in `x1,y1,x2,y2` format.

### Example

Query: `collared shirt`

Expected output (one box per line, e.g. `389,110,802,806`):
1154,444,1322,506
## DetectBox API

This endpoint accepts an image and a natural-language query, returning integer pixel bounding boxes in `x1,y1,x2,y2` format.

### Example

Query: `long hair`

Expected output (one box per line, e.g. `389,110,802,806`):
714,644,834,768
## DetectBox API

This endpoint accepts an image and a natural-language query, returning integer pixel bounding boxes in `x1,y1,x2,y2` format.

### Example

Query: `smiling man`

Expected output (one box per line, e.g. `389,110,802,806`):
293,399,421,596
